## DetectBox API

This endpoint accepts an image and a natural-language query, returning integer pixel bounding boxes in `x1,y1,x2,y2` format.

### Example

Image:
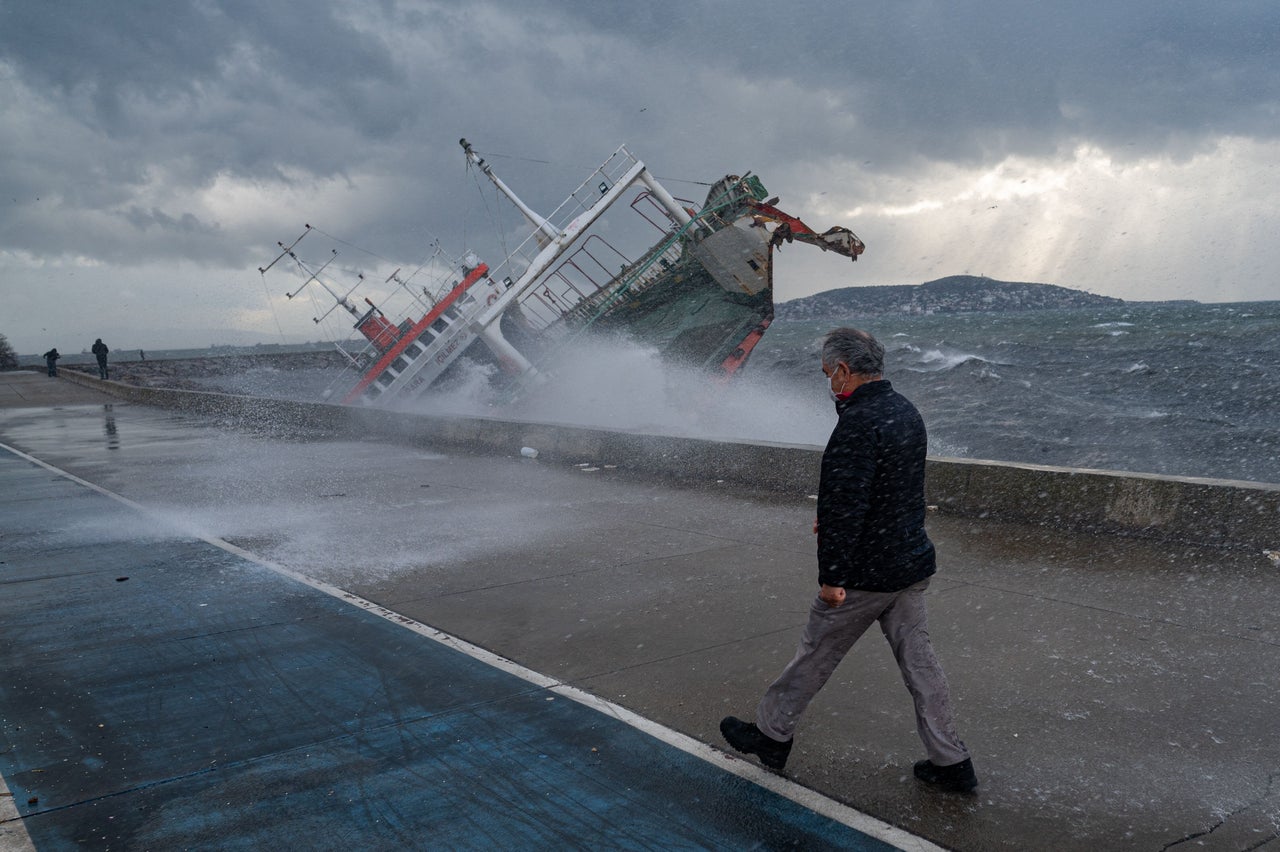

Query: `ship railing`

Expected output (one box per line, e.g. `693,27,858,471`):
508,224,688,333
556,240,683,327
484,145,644,282
495,178,764,402
552,240,627,301
480,146,651,324
508,235,639,331
495,212,702,401
550,145,643,231
563,178,756,327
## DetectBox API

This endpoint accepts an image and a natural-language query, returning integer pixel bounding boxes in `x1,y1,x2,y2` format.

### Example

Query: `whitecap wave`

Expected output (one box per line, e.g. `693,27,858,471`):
911,349,991,371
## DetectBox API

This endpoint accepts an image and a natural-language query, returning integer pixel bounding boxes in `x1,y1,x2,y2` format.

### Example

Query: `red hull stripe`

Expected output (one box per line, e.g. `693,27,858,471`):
717,317,773,378
341,264,489,404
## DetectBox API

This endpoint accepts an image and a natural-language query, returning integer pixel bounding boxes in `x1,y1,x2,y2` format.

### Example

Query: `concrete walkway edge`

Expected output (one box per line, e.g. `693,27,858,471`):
53,368,1280,551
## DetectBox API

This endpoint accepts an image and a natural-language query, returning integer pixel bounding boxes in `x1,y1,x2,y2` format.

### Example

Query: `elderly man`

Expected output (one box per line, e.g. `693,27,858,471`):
720,327,977,793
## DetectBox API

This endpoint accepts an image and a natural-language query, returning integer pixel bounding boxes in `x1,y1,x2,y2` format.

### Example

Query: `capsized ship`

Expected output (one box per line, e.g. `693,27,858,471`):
260,139,864,407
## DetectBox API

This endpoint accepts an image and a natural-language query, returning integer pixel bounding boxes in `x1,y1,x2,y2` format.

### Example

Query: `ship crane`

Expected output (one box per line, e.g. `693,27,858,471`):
744,199,865,261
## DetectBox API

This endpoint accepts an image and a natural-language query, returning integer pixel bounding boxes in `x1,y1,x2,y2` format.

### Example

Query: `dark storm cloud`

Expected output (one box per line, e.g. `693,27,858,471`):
518,0,1280,164
1,0,1277,273
0,0,417,266
0,0,403,165
0,0,400,105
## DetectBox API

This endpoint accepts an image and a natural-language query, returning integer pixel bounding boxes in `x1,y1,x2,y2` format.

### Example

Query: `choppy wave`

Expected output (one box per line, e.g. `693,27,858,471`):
186,301,1280,485
910,349,994,372
750,302,1280,484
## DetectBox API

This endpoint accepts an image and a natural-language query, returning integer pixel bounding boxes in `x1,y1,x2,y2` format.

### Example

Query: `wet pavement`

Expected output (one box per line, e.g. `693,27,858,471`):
2,371,1279,850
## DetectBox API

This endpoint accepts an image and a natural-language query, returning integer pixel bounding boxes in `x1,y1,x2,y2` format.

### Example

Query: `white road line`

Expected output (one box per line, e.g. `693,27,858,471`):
0,775,37,852
0,443,947,852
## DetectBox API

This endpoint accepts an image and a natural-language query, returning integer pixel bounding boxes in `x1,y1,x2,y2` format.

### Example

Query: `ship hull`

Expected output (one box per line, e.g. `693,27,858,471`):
588,258,773,374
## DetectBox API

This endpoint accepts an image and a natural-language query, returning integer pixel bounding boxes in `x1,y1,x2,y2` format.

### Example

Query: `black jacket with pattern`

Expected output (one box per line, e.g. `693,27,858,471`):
817,379,936,592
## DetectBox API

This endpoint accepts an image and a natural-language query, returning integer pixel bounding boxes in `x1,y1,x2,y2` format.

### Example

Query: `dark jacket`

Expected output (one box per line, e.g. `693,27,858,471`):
92,340,109,360
816,379,936,592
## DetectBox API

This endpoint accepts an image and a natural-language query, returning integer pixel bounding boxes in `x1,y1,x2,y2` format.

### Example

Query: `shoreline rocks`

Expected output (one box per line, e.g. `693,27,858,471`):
107,350,351,391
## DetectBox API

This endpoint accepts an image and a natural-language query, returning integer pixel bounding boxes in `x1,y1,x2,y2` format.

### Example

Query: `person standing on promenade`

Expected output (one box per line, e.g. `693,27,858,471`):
91,338,110,380
720,327,978,793
43,347,60,377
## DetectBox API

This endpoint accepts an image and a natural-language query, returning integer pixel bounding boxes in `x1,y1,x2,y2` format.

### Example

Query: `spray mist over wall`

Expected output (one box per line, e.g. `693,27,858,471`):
407,336,837,447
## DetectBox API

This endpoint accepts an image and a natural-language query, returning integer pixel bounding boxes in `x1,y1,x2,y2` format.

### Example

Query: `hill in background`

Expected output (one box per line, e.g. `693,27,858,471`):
776,275,1127,320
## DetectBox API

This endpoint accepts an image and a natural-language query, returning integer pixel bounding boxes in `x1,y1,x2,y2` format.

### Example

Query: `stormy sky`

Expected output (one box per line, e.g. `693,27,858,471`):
2,0,1277,354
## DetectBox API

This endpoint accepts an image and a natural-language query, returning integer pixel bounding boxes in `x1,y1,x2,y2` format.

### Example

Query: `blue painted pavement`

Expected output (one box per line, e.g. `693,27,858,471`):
0,449,903,850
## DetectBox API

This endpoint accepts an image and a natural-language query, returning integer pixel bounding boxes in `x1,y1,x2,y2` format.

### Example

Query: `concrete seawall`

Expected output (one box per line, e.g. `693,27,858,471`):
62,369,1280,551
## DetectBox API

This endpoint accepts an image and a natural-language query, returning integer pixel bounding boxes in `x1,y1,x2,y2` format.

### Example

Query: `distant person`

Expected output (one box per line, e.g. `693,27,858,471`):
43,347,60,377
139,350,146,361
720,327,977,793
91,338,110,379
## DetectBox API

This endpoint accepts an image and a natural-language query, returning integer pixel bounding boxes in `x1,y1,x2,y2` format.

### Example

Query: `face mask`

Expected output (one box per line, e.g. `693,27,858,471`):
827,367,853,404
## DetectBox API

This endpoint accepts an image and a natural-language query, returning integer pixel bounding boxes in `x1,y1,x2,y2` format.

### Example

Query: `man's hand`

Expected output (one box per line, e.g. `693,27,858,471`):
819,584,846,608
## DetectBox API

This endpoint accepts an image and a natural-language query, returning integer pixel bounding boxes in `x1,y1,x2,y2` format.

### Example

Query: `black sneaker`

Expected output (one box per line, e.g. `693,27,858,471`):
719,716,793,771
913,757,978,793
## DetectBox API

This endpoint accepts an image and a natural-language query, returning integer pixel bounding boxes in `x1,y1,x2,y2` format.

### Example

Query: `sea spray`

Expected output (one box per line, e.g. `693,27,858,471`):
410,336,837,447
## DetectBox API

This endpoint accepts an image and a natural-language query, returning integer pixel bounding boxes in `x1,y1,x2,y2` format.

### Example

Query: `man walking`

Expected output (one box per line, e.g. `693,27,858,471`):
720,327,977,793
91,338,110,380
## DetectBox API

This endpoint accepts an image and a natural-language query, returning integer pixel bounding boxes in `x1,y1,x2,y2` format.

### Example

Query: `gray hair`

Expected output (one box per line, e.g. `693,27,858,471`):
821,327,884,376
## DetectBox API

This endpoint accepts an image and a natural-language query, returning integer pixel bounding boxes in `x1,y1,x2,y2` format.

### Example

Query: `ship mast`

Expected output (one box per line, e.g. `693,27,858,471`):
460,137,695,239
460,138,559,243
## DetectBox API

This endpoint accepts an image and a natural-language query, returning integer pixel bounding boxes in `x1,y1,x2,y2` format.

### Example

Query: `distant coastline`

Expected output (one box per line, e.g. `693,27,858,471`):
12,276,1240,362
776,275,1196,320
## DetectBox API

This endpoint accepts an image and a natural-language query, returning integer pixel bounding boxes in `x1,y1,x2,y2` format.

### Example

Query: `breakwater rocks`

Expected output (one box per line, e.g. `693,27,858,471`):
107,350,350,392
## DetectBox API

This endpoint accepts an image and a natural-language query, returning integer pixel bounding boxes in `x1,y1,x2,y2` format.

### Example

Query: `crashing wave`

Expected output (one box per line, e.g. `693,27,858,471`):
910,349,993,372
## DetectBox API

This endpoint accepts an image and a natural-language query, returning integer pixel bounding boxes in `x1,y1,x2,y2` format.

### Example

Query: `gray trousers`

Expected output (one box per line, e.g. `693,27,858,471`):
755,579,970,766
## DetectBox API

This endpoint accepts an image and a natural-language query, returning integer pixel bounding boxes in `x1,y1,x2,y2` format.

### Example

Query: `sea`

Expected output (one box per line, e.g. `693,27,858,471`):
744,301,1280,486
193,300,1280,487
